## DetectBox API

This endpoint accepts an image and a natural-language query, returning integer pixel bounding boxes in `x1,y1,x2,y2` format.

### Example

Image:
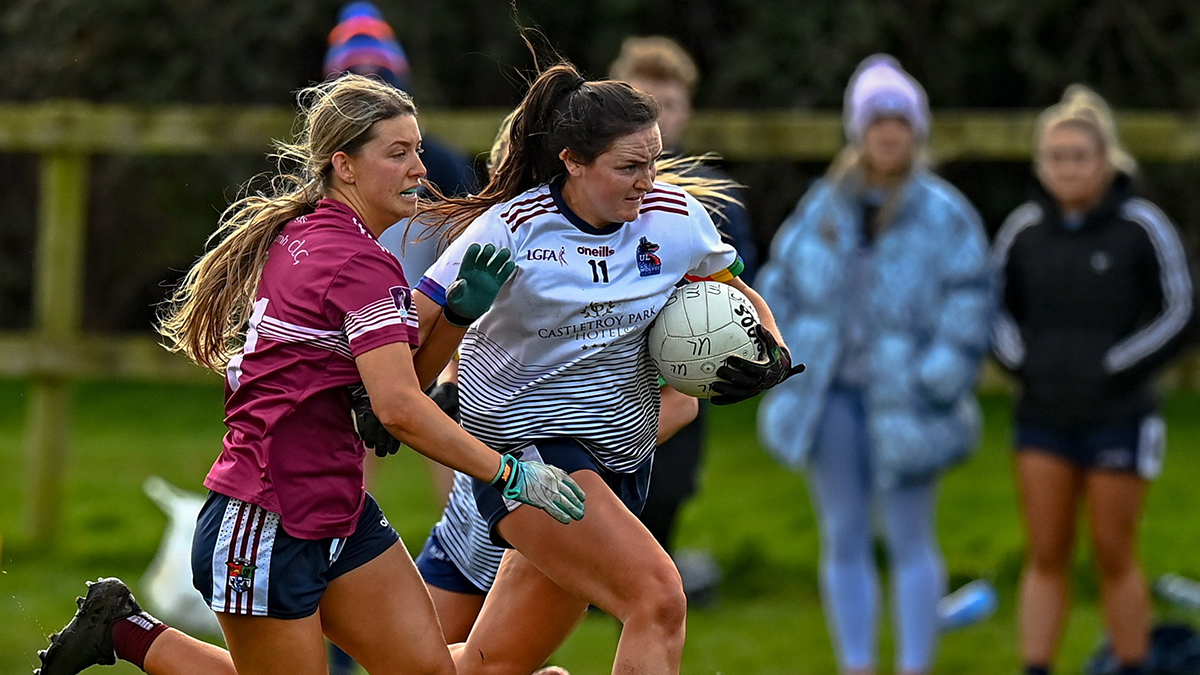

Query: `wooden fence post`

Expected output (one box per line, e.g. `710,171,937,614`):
24,151,88,548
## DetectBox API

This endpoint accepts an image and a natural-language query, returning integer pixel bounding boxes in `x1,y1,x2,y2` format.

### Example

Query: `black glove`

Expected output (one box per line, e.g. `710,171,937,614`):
350,389,401,457
427,381,460,423
710,324,805,406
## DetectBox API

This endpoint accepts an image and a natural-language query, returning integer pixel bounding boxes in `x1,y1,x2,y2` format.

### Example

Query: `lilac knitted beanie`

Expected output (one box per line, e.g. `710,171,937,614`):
844,54,930,142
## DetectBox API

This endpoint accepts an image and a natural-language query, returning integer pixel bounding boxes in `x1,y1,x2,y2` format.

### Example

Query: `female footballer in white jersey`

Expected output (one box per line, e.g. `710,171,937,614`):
411,62,803,675
410,109,701,653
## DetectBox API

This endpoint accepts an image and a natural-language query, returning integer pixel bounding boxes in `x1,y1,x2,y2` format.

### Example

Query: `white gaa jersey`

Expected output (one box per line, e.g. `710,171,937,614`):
417,181,739,472
431,471,502,591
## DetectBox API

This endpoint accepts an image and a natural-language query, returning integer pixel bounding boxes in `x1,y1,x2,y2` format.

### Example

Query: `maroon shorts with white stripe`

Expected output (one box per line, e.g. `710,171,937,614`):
191,491,399,619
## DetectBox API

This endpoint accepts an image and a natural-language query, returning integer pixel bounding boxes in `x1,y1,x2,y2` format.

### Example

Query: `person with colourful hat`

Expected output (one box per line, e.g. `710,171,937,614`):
324,1,477,281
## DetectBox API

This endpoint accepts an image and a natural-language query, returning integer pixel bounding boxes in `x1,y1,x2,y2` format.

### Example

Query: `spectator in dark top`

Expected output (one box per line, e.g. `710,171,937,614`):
325,1,476,198
992,84,1194,675
608,37,758,602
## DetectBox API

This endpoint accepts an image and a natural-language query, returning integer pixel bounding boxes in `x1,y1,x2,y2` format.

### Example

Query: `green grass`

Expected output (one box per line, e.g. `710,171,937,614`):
2,379,1199,674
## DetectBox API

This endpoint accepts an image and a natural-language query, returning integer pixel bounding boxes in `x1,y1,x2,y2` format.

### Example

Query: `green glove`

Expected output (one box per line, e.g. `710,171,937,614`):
443,243,516,327
490,454,586,524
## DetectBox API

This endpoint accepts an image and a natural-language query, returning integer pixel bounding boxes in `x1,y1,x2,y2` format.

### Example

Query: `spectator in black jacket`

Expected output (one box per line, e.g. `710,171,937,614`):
993,85,1194,675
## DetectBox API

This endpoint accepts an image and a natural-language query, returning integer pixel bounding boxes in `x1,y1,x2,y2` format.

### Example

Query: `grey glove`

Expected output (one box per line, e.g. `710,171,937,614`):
489,454,586,524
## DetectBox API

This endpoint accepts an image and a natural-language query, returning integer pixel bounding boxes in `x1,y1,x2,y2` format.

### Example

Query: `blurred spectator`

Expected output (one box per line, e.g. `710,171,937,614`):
992,85,1194,675
324,0,476,277
608,36,757,603
755,55,991,675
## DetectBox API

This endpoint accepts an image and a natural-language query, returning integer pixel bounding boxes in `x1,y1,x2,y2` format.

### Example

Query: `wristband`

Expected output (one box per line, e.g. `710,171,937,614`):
442,305,475,328
489,454,519,497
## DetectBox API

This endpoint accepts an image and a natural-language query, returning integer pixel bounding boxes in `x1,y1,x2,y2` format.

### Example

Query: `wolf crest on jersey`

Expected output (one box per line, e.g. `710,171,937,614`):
636,237,662,276
418,181,740,471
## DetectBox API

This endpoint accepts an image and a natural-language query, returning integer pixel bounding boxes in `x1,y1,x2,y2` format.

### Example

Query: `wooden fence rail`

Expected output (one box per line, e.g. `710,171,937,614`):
7,101,1200,546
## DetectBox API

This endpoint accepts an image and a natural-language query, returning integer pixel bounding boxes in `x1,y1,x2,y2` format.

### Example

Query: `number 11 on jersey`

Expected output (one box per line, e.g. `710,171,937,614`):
588,259,610,283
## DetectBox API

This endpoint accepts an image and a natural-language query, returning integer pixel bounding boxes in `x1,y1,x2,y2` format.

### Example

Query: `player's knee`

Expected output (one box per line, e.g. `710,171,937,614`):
628,566,687,632
418,656,457,675
379,644,455,675
1027,543,1072,576
1092,537,1137,581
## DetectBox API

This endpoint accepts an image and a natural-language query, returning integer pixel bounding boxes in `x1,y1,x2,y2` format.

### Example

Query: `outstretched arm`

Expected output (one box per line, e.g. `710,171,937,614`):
356,341,585,524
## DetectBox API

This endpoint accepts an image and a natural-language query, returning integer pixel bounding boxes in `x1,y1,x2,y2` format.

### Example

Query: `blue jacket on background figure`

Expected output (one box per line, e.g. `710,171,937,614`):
756,170,993,487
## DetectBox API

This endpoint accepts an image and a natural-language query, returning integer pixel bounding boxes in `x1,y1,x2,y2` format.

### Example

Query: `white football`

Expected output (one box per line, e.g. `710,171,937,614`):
648,281,764,398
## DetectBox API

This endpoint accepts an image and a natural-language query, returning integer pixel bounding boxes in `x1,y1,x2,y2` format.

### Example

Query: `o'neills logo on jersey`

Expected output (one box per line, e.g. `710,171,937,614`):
577,244,615,257
526,246,568,265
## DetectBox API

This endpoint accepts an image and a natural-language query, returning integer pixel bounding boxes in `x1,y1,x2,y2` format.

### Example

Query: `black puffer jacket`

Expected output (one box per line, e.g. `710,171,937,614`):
992,175,1193,429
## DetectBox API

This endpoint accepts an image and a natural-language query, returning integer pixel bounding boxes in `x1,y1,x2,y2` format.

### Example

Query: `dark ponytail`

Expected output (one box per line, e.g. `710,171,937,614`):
421,62,660,242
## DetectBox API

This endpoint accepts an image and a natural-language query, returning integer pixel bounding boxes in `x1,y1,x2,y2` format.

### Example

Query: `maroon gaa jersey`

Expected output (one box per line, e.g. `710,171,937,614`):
205,199,419,539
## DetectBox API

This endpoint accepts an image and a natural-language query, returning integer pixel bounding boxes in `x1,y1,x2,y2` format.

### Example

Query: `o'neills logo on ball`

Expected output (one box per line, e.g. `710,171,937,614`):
577,244,615,257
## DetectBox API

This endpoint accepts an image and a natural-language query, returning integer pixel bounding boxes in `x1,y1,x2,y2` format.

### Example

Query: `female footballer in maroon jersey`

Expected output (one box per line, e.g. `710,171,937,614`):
36,74,583,675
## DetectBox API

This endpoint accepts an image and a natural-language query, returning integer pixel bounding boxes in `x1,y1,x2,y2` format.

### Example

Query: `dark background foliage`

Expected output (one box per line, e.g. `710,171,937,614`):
2,0,1198,330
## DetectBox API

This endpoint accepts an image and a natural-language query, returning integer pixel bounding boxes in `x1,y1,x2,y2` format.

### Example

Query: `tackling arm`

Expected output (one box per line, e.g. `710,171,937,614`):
657,384,699,445
412,291,467,390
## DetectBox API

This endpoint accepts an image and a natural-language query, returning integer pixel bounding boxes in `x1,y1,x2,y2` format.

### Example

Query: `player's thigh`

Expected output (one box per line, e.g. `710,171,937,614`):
497,470,682,621
1016,449,1085,566
319,541,454,675
1085,470,1147,571
217,611,328,675
427,584,486,644
459,550,588,673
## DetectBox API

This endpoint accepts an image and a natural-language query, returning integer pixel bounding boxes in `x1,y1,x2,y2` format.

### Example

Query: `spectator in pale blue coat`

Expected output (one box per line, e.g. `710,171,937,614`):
755,54,992,675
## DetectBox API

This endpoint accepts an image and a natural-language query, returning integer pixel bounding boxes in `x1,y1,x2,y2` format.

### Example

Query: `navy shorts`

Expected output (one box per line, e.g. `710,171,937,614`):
415,530,487,595
192,491,400,619
471,438,653,548
1016,415,1166,479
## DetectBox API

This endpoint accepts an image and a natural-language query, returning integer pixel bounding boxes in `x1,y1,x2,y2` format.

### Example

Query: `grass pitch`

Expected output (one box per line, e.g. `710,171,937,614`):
2,379,1200,674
